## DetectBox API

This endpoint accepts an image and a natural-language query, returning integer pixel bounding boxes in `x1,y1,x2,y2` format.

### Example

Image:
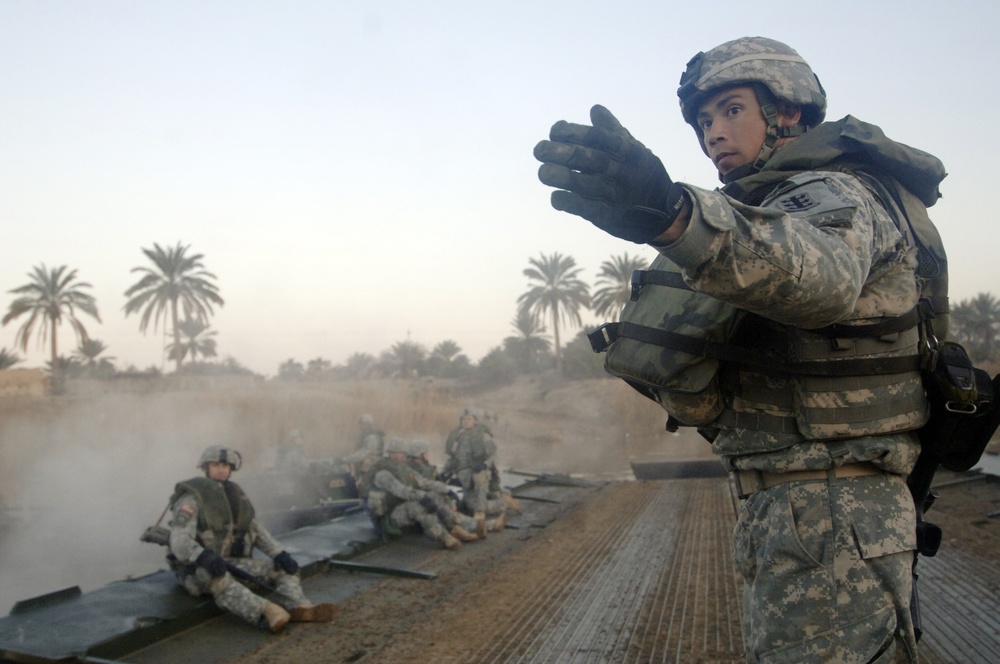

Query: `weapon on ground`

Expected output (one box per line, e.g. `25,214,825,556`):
324,559,436,580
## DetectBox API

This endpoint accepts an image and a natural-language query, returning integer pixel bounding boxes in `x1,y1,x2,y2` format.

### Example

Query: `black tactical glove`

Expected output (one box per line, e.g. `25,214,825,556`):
419,495,439,512
471,463,488,473
273,551,299,575
534,105,687,244
195,549,227,578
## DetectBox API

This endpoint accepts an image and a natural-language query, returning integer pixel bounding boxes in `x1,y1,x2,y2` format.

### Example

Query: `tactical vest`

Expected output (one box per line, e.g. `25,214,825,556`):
409,461,437,481
590,116,947,451
447,426,493,468
171,477,256,556
363,457,415,513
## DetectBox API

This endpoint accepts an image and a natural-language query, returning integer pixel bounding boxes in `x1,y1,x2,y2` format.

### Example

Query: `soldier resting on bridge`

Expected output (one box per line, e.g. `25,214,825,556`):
166,445,339,633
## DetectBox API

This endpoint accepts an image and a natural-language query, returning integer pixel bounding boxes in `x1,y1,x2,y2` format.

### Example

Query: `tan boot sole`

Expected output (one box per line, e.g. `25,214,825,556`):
263,604,291,633
289,602,340,623
451,527,479,542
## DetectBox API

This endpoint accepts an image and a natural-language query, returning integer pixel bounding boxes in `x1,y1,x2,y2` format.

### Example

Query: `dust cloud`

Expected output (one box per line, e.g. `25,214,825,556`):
0,374,712,615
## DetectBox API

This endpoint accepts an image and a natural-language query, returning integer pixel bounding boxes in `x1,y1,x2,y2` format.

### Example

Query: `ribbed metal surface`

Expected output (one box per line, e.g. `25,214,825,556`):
918,545,1000,664
471,479,744,663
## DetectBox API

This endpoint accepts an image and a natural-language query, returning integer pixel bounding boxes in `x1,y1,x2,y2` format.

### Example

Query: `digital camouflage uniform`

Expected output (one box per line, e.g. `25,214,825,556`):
406,439,439,481
369,456,487,544
676,127,929,663
167,477,310,625
342,416,385,480
444,420,499,515
536,36,945,664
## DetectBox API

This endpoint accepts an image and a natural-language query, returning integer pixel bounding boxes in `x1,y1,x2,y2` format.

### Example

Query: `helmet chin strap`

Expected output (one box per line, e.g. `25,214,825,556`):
721,102,808,182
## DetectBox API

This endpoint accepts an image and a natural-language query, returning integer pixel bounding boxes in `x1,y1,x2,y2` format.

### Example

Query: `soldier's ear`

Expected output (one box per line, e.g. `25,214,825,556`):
777,102,802,127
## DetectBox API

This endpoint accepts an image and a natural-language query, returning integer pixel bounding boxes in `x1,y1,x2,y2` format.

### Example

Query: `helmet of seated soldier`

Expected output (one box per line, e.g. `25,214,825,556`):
197,445,243,471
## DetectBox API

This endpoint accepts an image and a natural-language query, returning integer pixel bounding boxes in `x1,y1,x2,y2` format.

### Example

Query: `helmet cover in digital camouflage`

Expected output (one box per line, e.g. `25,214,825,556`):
198,445,243,471
677,36,826,135
407,439,430,458
386,437,408,454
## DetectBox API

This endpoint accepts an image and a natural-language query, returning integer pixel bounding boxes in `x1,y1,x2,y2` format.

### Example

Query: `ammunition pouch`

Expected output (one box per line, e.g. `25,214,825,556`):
588,254,740,427
919,341,1000,472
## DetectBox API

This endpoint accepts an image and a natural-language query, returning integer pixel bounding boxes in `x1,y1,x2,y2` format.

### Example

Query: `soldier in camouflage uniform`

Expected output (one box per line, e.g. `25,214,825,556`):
408,438,510,532
535,36,947,663
406,439,438,480
167,445,339,633
443,409,522,524
341,413,385,480
368,438,487,549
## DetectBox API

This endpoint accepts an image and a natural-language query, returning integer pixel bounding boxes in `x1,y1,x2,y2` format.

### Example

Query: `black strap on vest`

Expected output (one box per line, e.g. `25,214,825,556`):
589,319,923,378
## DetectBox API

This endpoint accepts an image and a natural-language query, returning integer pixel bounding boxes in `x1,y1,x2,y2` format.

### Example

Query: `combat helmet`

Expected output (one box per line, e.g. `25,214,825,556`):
197,445,243,471
407,439,430,458
677,37,827,171
385,437,408,454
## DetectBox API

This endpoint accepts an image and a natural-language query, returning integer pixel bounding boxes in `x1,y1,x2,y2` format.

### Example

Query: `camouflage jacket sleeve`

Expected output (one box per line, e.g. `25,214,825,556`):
167,493,204,564
340,433,381,464
664,172,918,327
248,519,283,559
373,469,423,502
412,473,452,495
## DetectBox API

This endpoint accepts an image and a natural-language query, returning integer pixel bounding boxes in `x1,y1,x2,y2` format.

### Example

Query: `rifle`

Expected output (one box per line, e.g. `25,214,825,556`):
225,561,282,595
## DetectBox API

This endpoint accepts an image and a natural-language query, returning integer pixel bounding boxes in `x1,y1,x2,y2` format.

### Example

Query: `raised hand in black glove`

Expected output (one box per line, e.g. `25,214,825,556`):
534,105,687,244
419,495,439,512
273,551,299,575
195,549,228,578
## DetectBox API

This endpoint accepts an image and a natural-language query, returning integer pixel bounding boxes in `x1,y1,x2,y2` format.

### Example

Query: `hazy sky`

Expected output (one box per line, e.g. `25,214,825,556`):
2,1,997,376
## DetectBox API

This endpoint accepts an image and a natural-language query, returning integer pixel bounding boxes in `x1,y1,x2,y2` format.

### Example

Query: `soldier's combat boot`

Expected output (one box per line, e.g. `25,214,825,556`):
474,512,488,539
443,533,463,549
262,602,291,633
490,512,507,532
504,493,523,514
450,525,480,542
289,602,340,623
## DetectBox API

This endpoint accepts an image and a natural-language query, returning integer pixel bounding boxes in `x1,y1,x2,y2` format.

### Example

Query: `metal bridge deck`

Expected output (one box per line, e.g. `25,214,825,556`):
1,472,997,663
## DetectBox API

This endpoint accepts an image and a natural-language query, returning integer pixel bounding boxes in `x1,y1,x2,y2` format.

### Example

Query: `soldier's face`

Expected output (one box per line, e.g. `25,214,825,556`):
461,415,476,429
696,86,768,175
206,461,232,481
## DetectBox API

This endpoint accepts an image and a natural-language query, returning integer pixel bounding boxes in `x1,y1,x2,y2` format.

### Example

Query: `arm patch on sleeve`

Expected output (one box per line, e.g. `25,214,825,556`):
172,502,196,526
776,193,819,212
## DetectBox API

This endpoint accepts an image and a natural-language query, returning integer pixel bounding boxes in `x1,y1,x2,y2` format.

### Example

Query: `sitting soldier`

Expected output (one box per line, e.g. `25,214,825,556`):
166,445,339,633
367,438,489,549
406,439,438,480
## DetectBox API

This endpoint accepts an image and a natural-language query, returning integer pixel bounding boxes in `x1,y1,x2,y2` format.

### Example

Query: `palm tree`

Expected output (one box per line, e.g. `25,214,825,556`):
306,357,333,376
2,264,101,391
278,358,305,380
592,253,648,320
73,338,117,377
0,348,22,370
166,318,218,365
427,340,466,377
503,309,552,373
517,253,590,374
386,339,427,378
123,242,224,372
338,352,377,379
